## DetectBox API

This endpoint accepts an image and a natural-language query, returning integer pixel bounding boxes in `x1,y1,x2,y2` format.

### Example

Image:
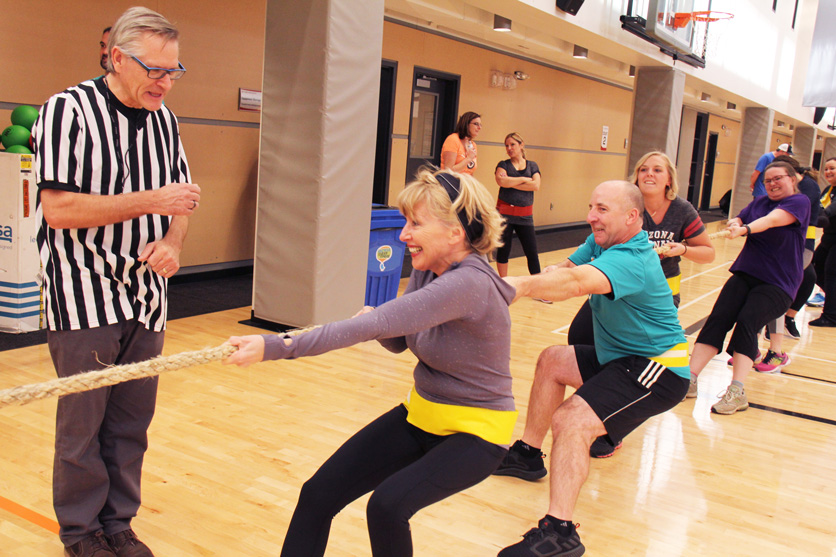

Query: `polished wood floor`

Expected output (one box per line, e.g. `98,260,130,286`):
1,220,835,556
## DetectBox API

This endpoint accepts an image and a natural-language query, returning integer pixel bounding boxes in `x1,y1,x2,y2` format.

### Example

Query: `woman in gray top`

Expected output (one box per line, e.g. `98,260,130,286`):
225,168,515,556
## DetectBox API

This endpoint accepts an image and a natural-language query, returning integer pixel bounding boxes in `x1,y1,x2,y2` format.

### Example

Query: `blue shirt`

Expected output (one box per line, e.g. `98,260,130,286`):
753,152,776,198
568,231,689,379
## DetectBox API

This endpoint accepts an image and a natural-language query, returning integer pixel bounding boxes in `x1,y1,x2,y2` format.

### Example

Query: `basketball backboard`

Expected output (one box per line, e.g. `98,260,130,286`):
645,0,696,55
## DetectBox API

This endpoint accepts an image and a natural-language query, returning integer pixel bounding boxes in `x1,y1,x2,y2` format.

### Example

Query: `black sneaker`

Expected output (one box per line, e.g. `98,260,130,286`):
65,531,117,557
784,316,800,339
493,440,547,481
809,315,836,327
589,436,623,458
499,517,585,557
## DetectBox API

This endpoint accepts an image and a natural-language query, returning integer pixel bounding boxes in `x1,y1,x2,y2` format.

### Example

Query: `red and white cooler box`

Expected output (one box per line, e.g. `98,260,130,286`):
0,152,43,333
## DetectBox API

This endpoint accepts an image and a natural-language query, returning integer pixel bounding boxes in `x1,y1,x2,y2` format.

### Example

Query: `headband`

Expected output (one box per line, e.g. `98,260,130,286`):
437,173,484,245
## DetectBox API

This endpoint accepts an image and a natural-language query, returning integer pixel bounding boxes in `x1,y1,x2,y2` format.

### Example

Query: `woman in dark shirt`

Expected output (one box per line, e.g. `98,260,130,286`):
494,133,547,301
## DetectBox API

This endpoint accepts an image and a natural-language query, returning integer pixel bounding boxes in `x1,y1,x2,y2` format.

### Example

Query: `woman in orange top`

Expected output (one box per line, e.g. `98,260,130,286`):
441,111,481,174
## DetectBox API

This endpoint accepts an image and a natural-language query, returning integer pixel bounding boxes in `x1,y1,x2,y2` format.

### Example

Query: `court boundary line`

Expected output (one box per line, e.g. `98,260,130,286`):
748,403,836,426
0,494,60,534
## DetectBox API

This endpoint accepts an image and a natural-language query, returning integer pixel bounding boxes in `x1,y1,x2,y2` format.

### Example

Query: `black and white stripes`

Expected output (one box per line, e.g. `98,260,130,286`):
33,77,190,332
637,359,667,388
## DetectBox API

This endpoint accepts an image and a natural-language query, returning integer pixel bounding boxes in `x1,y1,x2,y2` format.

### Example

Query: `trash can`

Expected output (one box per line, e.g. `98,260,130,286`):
0,152,42,333
366,205,406,306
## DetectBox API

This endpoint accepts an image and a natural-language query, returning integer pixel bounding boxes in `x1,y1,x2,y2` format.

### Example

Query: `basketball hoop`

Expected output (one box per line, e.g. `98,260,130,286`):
672,11,734,29
675,10,734,60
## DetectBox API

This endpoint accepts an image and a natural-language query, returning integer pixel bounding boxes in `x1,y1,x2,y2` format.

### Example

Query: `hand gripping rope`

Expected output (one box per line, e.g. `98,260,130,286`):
653,228,731,255
0,326,320,409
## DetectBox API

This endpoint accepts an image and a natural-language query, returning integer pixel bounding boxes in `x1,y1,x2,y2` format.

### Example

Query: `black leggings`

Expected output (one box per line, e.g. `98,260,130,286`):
696,272,791,360
790,261,817,312
813,238,836,320
496,221,541,275
280,404,506,557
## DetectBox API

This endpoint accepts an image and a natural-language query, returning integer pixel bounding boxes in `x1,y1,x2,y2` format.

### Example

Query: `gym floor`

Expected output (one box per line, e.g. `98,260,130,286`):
2,217,833,555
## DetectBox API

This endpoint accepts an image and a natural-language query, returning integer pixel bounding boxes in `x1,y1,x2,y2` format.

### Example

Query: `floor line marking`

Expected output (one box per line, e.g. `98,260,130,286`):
679,260,733,283
0,494,60,534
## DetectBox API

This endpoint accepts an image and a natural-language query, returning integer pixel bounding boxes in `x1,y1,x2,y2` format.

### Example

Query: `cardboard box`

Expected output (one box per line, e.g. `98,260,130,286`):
0,152,43,333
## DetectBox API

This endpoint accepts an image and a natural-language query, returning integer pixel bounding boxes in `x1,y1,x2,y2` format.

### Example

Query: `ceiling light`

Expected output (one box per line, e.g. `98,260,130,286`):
726,101,736,110
700,92,711,102
573,45,588,59
514,71,530,80
493,15,512,32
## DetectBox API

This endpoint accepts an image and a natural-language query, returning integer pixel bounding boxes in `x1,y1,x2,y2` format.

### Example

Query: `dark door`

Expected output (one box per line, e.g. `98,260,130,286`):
687,112,709,207
700,132,719,210
405,68,460,182
372,60,397,205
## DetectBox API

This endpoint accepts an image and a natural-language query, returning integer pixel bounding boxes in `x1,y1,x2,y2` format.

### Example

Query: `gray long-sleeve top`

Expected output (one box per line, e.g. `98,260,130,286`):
263,253,516,412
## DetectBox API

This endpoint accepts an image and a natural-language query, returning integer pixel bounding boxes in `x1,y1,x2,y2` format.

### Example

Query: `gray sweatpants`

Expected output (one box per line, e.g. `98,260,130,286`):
48,319,163,546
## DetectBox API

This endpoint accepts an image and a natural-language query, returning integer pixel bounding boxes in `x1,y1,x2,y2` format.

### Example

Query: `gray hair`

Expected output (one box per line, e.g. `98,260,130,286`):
106,7,179,73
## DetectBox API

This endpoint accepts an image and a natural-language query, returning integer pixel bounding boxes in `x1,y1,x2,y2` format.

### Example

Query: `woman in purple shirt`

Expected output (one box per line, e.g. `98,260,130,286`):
687,161,810,415
225,169,515,556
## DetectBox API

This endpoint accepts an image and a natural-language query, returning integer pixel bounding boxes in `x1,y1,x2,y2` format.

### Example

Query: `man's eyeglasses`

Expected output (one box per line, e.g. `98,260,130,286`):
763,175,790,186
131,55,187,80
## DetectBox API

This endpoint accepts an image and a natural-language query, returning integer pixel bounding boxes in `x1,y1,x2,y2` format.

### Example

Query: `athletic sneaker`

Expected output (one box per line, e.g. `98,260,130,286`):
589,436,623,458
499,517,585,557
686,377,698,398
106,529,154,557
809,315,836,327
711,384,748,415
753,350,790,373
806,292,825,307
493,440,547,481
784,316,800,339
64,531,116,557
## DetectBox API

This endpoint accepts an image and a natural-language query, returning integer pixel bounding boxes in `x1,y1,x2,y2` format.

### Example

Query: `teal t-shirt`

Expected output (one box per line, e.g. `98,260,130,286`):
568,231,689,379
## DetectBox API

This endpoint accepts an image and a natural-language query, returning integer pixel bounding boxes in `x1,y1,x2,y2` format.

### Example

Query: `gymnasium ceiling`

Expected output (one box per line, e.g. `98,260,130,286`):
382,0,824,134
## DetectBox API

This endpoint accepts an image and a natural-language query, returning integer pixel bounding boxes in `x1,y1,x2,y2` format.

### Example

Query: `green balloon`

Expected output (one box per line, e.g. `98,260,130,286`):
10,105,39,130
5,144,33,154
1,125,31,148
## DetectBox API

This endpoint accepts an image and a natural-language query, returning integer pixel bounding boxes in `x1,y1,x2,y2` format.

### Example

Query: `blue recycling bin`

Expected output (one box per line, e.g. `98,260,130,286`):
366,205,407,306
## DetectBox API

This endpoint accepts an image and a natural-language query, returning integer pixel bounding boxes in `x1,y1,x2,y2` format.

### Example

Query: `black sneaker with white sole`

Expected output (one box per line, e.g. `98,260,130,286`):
784,316,800,339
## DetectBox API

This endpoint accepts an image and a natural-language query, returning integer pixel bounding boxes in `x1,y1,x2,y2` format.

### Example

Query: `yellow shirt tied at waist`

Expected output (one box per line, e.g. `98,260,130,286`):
403,386,517,446
649,341,690,371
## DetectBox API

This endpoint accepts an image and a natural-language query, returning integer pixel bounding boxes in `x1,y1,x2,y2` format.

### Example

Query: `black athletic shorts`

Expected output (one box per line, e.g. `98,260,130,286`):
573,345,689,443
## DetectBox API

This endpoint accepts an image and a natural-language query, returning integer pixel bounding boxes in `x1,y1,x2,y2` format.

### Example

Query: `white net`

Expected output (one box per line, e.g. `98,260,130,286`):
691,12,734,60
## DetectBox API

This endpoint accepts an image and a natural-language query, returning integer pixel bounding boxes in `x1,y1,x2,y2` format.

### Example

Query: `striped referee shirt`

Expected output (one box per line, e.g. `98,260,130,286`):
33,76,191,332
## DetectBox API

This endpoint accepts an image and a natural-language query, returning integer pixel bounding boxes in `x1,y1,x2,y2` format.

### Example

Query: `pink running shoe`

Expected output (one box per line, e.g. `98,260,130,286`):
753,350,790,373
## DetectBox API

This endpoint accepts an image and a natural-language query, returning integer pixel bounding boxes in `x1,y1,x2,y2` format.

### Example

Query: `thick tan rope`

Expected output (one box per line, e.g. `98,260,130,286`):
654,229,732,255
0,345,236,409
0,325,321,410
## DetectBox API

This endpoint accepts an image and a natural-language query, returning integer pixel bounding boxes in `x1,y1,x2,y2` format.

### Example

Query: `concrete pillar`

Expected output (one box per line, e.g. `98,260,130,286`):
730,107,773,217
252,0,384,328
627,67,686,174
793,126,816,167
819,138,836,191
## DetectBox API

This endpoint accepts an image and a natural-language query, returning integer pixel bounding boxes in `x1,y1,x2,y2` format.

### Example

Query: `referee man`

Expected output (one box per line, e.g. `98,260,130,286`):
33,7,200,557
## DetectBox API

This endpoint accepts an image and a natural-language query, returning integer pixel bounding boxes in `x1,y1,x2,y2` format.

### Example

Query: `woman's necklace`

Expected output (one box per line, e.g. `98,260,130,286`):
649,199,669,219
